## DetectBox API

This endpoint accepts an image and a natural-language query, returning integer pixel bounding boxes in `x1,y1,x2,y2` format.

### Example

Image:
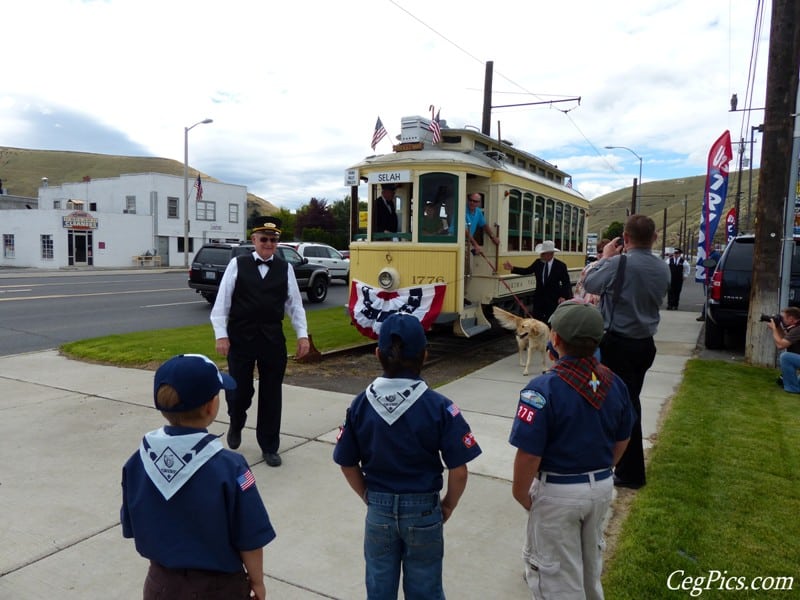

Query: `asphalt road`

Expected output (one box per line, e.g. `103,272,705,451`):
0,269,349,357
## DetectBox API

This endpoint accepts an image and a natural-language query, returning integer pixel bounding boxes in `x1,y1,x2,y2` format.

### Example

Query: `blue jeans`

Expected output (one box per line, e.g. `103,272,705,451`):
364,491,444,600
779,351,800,393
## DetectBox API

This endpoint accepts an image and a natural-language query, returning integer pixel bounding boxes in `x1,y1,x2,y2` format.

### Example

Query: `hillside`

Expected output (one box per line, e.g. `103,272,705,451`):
587,169,760,252
0,146,277,215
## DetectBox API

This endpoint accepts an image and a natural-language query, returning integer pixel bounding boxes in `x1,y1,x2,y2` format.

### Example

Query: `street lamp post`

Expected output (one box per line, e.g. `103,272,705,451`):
605,145,643,214
183,118,213,268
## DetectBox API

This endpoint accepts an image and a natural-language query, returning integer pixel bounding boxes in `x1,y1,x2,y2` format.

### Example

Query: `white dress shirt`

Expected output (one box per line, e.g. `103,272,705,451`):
210,252,308,340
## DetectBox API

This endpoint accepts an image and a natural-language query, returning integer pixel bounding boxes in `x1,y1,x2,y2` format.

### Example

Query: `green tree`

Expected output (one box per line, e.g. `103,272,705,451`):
603,221,624,240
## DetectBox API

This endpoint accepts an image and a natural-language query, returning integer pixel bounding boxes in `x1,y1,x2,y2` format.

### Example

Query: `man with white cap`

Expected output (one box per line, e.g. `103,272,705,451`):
503,240,573,322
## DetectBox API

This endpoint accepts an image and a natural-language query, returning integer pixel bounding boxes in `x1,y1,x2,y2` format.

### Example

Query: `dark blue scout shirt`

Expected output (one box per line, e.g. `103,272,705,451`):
121,426,276,573
333,377,482,493
509,359,635,473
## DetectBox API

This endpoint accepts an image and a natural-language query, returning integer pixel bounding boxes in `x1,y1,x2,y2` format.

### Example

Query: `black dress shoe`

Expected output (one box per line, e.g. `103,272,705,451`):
613,475,645,489
696,315,705,321
263,452,282,467
777,376,784,388
227,426,242,450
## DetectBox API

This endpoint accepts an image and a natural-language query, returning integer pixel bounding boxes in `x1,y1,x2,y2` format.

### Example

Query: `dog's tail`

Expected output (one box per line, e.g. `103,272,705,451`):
492,306,521,332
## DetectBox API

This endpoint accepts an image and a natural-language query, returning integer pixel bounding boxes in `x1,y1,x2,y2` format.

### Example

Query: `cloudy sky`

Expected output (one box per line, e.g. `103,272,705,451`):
1,0,769,210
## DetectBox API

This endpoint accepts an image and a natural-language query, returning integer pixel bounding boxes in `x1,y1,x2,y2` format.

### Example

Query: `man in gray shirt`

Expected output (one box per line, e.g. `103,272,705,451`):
583,215,670,489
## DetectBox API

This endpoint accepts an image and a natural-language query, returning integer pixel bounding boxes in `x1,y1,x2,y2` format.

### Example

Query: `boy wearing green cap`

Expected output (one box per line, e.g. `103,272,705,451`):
509,302,635,599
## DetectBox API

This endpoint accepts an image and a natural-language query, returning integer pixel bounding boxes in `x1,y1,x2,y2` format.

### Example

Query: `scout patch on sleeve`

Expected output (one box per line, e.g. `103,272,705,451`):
520,389,546,409
447,403,461,417
462,432,477,448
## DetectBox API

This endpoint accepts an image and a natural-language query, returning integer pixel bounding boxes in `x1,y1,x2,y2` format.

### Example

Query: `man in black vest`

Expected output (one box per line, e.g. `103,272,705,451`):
211,216,310,467
665,248,690,310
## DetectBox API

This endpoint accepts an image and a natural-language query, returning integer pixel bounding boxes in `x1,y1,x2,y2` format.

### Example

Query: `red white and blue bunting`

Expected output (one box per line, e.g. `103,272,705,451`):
348,279,446,339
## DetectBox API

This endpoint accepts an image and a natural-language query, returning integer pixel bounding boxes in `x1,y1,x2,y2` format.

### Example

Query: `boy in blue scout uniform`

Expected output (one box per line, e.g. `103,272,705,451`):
509,302,635,599
121,354,276,600
333,313,482,600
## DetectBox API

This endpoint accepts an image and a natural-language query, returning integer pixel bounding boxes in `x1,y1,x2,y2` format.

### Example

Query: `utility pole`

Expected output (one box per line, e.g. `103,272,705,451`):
747,0,800,367
481,61,494,136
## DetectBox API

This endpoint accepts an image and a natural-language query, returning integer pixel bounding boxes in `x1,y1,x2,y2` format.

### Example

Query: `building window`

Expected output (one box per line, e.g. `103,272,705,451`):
41,235,54,260
3,234,14,258
53,200,61,209
168,196,179,219
228,203,239,223
177,237,195,253
196,201,216,221
125,195,136,214
89,202,97,211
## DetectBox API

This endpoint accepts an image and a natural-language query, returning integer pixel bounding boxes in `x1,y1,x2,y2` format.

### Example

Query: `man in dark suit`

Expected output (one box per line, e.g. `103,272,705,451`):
211,216,310,467
374,183,399,235
503,240,573,322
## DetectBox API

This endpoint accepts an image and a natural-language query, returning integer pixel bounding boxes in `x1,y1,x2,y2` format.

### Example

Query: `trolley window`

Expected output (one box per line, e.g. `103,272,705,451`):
418,173,458,243
372,183,413,241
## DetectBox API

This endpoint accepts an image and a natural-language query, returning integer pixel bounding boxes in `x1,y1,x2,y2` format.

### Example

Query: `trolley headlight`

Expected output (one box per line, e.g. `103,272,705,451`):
378,267,399,290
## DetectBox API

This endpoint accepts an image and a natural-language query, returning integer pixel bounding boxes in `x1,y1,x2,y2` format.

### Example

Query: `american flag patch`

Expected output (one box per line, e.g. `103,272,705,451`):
447,403,460,417
237,469,256,492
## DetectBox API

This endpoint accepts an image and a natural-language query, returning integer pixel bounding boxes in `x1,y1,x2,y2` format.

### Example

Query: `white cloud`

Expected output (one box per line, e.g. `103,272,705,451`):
2,0,769,208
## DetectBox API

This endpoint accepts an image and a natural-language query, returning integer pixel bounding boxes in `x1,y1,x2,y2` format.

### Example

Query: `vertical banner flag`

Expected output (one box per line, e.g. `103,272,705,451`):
725,208,737,244
371,117,387,151
695,131,732,282
194,174,203,202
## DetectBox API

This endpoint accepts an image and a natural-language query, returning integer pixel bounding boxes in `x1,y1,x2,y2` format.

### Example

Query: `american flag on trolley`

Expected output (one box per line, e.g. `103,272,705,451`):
237,468,256,491
194,174,203,202
371,116,387,151
428,108,441,144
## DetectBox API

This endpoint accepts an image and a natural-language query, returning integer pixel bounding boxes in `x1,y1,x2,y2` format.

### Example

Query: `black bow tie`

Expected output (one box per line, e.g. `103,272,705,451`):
255,258,272,265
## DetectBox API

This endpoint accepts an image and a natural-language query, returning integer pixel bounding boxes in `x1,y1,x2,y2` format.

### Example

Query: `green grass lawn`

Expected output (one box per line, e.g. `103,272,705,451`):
60,306,370,368
603,359,800,598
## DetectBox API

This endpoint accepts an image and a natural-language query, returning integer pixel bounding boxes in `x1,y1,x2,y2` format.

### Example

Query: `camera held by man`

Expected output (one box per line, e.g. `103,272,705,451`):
760,313,783,326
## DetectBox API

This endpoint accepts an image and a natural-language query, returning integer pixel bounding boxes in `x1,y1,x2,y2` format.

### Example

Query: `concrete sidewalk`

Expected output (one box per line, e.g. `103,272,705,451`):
0,309,701,599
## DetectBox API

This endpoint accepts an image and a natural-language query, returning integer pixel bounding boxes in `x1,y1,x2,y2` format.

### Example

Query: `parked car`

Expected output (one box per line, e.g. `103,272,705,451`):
188,242,330,304
704,234,800,349
283,242,350,281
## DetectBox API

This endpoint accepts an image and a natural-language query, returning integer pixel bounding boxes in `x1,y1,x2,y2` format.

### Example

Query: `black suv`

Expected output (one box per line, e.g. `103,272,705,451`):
704,234,800,349
188,242,330,304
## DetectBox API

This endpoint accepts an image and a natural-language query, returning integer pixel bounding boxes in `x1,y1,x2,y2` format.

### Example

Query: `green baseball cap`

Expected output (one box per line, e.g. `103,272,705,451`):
549,301,604,344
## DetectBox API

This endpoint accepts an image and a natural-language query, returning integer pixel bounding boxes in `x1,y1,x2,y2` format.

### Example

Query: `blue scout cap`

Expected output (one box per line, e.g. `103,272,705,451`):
154,354,236,412
378,313,427,359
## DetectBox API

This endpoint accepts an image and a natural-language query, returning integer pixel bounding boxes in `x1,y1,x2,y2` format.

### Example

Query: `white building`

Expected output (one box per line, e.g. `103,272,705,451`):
0,173,247,268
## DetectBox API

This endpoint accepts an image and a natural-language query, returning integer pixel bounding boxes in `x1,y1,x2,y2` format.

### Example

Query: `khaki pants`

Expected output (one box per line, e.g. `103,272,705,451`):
523,474,613,600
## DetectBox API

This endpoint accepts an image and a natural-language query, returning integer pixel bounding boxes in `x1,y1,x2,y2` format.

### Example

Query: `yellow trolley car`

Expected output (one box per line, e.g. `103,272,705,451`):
346,114,589,337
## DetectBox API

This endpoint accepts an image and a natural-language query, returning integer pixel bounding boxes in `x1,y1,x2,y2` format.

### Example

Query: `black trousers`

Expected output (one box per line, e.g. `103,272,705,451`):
599,331,657,484
226,329,287,454
667,279,684,308
144,561,250,599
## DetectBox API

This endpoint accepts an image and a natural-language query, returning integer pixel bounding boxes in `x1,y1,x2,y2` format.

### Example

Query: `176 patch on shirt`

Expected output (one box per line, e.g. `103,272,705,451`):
517,389,546,425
